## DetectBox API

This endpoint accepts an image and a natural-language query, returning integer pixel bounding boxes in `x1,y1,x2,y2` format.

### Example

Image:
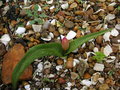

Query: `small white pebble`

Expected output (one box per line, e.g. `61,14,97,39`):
49,74,55,78
46,0,53,4
50,5,55,10
103,32,111,41
115,24,120,30
93,47,99,52
43,20,51,29
26,21,31,25
109,2,116,6
80,86,88,90
0,34,11,45
105,14,115,21
93,63,104,71
24,84,30,90
72,48,78,53
94,9,104,14
44,61,51,69
24,0,28,5
103,24,108,29
61,3,69,9
73,59,80,66
32,24,42,32
50,19,56,25
81,80,92,86
41,88,50,90
56,65,62,71
105,56,116,63
37,62,43,72
98,78,104,83
67,82,72,87
103,45,113,56
38,5,42,11
66,31,76,40
111,28,119,36
49,32,54,38
15,27,26,35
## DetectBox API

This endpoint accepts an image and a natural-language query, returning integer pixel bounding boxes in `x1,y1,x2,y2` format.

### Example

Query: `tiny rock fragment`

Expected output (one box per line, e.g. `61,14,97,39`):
115,24,120,30
91,72,101,83
70,2,78,9
99,84,109,90
58,77,66,84
38,5,42,11
0,34,11,45
46,0,53,4
66,57,73,69
83,73,91,79
50,19,56,25
61,3,69,9
111,35,120,44
43,20,51,29
24,84,31,90
64,20,74,28
32,24,42,32
15,27,26,35
1,44,33,84
105,14,115,21
66,31,76,40
56,65,62,71
103,32,111,41
81,80,92,86
57,59,64,65
93,47,99,52
71,72,78,80
73,59,79,66
110,28,119,36
103,45,113,56
96,36,103,44
93,63,104,71
37,62,43,72
77,60,87,77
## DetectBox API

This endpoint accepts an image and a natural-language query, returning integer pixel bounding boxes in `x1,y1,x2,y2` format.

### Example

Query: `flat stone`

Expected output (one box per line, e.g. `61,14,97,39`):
93,63,104,71
70,2,78,9
64,20,74,28
1,44,33,84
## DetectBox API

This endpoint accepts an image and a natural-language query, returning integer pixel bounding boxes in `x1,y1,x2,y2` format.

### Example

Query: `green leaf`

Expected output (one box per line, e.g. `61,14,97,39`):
39,13,48,18
78,0,83,3
92,52,106,62
117,6,120,10
29,20,36,24
34,4,39,11
35,19,44,24
26,9,33,17
12,43,63,89
65,29,112,55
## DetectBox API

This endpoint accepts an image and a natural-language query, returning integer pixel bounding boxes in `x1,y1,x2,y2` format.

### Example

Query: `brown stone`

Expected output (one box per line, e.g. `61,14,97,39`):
66,57,73,69
57,59,64,65
75,11,84,15
2,44,33,84
99,84,109,90
83,73,91,79
107,6,114,11
76,30,82,38
96,35,103,44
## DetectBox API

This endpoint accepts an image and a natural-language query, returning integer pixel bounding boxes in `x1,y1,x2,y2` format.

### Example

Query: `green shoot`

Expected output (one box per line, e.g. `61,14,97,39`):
92,52,106,62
